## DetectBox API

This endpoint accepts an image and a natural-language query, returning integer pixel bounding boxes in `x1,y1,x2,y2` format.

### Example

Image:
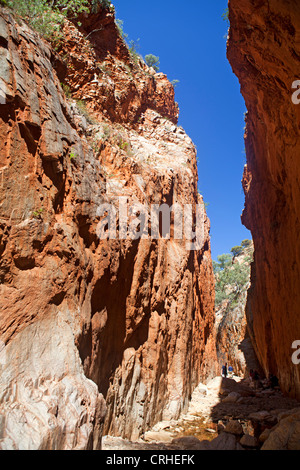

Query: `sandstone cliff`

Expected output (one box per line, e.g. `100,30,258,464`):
0,4,217,449
227,0,300,399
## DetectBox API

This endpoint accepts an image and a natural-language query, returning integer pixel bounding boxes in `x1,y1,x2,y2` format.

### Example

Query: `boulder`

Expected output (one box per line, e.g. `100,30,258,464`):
207,377,223,393
249,411,273,421
143,431,174,443
259,428,272,443
224,420,243,436
240,434,259,448
262,409,300,450
209,432,243,451
171,436,210,450
222,392,241,403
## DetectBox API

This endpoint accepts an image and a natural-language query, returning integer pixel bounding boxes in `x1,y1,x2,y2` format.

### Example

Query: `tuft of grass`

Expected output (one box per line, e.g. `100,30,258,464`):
61,83,72,98
170,79,180,88
76,100,97,124
69,151,77,160
32,208,44,219
222,7,229,25
1,0,115,46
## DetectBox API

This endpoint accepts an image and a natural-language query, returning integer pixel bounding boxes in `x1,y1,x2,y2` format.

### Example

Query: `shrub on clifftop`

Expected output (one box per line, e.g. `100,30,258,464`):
0,0,114,39
145,54,160,72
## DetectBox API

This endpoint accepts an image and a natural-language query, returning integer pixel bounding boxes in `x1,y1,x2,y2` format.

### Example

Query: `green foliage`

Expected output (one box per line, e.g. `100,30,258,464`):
2,0,87,40
144,54,160,72
118,139,129,151
199,196,210,210
213,242,253,308
116,18,128,40
3,0,61,38
241,239,252,248
61,82,72,98
222,7,229,25
214,257,249,306
115,19,140,65
213,254,232,273
76,99,98,124
2,0,114,41
52,0,90,17
32,208,44,219
170,79,180,88
231,245,243,257
91,0,114,13
114,18,161,74
129,39,142,65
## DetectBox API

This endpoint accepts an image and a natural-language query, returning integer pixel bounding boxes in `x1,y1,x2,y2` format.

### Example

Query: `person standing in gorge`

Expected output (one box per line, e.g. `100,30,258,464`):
222,363,228,378
253,370,260,390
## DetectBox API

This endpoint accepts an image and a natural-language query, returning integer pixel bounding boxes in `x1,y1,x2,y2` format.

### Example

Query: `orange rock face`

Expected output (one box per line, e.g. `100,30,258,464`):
60,13,179,126
228,0,300,398
0,5,217,448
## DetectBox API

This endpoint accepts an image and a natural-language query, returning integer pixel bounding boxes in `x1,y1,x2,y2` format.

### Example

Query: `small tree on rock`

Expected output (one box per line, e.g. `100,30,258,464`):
231,246,243,257
145,54,160,72
241,239,252,248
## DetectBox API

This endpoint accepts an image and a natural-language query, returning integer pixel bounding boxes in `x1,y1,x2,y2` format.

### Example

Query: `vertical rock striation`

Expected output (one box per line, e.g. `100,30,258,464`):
0,4,217,448
228,0,300,398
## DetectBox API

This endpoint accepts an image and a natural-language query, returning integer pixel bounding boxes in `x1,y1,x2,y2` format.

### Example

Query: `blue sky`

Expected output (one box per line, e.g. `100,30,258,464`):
113,0,252,260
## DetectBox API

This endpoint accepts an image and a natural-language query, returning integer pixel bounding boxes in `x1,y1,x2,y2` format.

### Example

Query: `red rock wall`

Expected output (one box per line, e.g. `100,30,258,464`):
228,0,300,398
0,5,217,448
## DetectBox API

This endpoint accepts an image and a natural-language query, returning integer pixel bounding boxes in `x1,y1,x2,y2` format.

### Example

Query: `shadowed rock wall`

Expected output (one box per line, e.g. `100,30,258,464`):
228,0,300,399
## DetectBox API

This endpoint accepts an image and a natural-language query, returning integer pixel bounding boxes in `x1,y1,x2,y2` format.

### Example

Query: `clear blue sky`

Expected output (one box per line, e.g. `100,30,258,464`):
113,0,252,261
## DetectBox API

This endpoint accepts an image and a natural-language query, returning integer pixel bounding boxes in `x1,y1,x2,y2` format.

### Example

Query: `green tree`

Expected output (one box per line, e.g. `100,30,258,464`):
144,54,160,72
241,239,252,248
231,245,243,257
214,257,250,307
213,242,253,308
213,254,232,273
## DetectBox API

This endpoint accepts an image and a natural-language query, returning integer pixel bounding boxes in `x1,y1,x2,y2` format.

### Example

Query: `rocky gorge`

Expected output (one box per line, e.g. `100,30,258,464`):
0,0,300,452
0,1,217,449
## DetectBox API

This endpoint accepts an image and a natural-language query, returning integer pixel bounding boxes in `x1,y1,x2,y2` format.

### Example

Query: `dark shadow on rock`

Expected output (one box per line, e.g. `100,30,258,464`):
238,331,263,376
208,375,300,447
